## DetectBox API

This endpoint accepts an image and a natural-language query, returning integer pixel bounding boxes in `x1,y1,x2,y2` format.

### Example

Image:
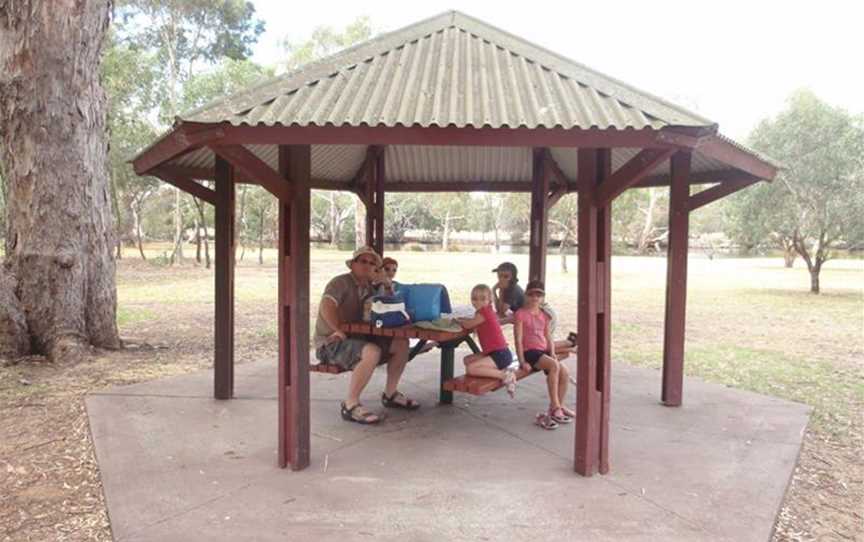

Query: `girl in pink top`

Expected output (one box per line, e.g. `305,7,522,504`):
514,280,574,428
457,284,518,397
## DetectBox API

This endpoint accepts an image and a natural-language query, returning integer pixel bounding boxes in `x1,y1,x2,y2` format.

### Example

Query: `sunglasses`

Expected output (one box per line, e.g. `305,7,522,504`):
383,266,397,272
526,291,544,297
356,258,378,266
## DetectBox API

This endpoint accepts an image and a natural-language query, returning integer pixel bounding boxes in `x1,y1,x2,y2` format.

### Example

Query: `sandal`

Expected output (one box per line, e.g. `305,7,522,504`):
381,391,421,410
503,369,517,398
535,412,559,430
549,407,573,424
341,402,382,424
559,405,576,418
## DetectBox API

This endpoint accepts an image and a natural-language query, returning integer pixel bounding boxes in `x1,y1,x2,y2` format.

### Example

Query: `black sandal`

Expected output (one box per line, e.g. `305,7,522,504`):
567,332,578,347
381,391,421,410
341,402,382,424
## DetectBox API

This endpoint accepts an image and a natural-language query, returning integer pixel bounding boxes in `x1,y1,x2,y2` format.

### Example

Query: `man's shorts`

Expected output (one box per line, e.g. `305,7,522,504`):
316,335,393,371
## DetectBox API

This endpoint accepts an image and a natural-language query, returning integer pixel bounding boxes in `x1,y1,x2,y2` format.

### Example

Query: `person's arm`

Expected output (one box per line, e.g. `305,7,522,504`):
319,296,346,344
493,285,508,317
457,310,486,330
514,319,531,373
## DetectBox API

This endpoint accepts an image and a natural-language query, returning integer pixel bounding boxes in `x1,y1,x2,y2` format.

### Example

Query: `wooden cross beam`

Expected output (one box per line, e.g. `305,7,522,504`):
133,124,225,175
209,144,292,201
594,148,675,208
688,178,760,211
152,166,217,205
348,146,378,208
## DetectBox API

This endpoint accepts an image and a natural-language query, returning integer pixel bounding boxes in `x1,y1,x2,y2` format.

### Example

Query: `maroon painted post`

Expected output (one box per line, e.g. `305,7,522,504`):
528,148,549,283
277,145,311,470
363,146,385,254
373,147,385,255
214,156,235,400
574,148,612,476
662,151,692,406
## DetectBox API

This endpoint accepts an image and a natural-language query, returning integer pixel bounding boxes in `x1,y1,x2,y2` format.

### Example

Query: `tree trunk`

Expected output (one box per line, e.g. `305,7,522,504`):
258,208,266,264
442,210,450,251
329,192,339,248
809,267,820,294
783,239,797,268
637,187,659,254
237,185,247,261
131,200,147,260
354,197,364,248
194,215,202,263
560,230,569,273
0,0,121,360
169,187,184,264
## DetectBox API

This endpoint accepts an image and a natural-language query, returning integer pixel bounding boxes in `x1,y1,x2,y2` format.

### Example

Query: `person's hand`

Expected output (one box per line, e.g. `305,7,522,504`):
326,330,347,344
520,363,532,373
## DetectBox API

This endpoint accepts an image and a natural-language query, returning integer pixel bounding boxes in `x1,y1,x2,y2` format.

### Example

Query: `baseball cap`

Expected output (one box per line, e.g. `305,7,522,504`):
525,280,545,295
345,246,382,268
491,262,518,275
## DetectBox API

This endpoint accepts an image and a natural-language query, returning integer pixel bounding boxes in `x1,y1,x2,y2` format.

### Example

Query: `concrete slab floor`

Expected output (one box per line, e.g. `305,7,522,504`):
86,351,811,542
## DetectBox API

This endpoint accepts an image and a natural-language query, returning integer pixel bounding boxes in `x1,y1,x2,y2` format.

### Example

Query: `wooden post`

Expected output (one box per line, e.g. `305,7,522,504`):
363,146,385,254
374,147,385,255
214,156,235,400
528,148,549,283
662,151,692,407
574,148,612,476
278,145,311,470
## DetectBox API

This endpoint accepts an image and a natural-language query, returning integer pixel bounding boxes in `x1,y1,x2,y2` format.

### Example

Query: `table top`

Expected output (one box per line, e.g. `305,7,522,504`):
340,321,471,343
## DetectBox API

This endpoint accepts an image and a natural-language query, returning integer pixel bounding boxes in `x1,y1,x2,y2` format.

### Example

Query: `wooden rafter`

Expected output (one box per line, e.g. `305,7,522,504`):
594,148,675,208
209,144,291,201
133,124,224,175
152,166,217,205
688,178,759,211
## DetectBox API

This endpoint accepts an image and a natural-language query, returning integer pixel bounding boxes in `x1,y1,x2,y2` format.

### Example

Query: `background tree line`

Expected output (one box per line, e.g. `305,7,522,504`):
1,10,860,295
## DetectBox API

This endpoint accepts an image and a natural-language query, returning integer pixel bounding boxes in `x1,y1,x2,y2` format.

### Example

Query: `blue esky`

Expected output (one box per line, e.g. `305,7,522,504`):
249,0,863,139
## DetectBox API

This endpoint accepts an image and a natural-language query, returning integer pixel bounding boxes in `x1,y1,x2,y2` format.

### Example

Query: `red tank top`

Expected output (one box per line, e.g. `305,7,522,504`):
475,304,508,354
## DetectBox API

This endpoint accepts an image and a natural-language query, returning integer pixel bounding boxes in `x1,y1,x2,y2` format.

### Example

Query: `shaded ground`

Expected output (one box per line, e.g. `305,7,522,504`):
1,249,862,541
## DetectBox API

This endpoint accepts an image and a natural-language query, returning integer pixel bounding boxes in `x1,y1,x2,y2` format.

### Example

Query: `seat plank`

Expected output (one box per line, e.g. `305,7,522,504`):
443,368,536,396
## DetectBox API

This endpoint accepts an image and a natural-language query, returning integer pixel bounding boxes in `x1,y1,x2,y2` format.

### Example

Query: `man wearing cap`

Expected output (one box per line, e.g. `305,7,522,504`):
315,246,418,424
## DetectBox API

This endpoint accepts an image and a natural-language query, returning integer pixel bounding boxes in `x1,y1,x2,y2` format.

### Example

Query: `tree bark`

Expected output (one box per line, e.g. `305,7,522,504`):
0,0,121,360
783,243,797,268
354,197,364,248
329,192,339,248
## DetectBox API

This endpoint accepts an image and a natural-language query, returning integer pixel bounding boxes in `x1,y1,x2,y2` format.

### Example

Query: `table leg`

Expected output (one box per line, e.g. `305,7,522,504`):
440,345,454,405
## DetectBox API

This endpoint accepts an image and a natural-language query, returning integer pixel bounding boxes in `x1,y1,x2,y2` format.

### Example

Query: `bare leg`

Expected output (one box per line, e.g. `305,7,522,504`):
465,357,506,380
557,362,573,415
384,338,410,397
347,342,382,407
535,356,561,409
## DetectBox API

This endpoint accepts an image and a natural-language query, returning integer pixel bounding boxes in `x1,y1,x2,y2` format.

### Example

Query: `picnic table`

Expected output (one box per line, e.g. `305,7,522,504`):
337,322,481,404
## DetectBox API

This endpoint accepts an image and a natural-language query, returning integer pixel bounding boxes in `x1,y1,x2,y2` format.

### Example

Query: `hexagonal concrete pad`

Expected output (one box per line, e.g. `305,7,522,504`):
86,352,810,541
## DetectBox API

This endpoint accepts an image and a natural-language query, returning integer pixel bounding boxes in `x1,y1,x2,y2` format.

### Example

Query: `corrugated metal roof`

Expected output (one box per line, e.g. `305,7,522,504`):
182,11,710,130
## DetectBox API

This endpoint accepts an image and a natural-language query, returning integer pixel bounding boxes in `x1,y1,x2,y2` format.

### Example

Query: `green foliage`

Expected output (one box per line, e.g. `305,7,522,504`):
282,16,373,70
727,89,864,287
181,58,274,113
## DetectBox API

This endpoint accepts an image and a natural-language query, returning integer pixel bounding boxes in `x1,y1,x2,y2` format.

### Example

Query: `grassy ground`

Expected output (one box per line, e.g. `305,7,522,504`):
1,245,861,541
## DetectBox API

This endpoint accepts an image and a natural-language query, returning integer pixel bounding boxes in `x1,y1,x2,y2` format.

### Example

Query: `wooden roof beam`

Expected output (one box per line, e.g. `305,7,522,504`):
594,148,675,207
152,166,217,205
688,178,760,212
209,144,291,201
133,124,225,175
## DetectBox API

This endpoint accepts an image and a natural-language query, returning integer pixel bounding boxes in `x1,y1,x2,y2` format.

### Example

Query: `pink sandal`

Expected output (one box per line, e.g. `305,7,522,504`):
503,370,517,398
535,412,559,430
549,407,573,424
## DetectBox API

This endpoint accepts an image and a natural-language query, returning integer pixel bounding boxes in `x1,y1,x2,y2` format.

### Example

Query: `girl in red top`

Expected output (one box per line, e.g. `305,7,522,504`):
457,284,518,397
514,280,574,428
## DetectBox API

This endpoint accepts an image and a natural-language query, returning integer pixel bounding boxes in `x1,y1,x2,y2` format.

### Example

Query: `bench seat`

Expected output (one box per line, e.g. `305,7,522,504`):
442,368,536,395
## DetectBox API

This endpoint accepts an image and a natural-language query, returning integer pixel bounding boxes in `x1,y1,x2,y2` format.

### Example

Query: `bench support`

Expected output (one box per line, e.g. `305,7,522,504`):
439,346,455,404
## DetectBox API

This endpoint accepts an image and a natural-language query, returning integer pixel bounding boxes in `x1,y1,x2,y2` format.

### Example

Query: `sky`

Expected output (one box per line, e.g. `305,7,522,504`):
249,0,863,140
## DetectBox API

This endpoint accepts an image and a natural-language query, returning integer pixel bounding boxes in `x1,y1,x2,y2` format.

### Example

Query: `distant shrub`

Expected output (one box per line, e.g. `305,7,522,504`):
404,243,426,252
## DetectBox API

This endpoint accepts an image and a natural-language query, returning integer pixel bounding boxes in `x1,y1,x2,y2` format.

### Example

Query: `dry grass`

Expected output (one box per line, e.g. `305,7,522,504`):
1,248,861,541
